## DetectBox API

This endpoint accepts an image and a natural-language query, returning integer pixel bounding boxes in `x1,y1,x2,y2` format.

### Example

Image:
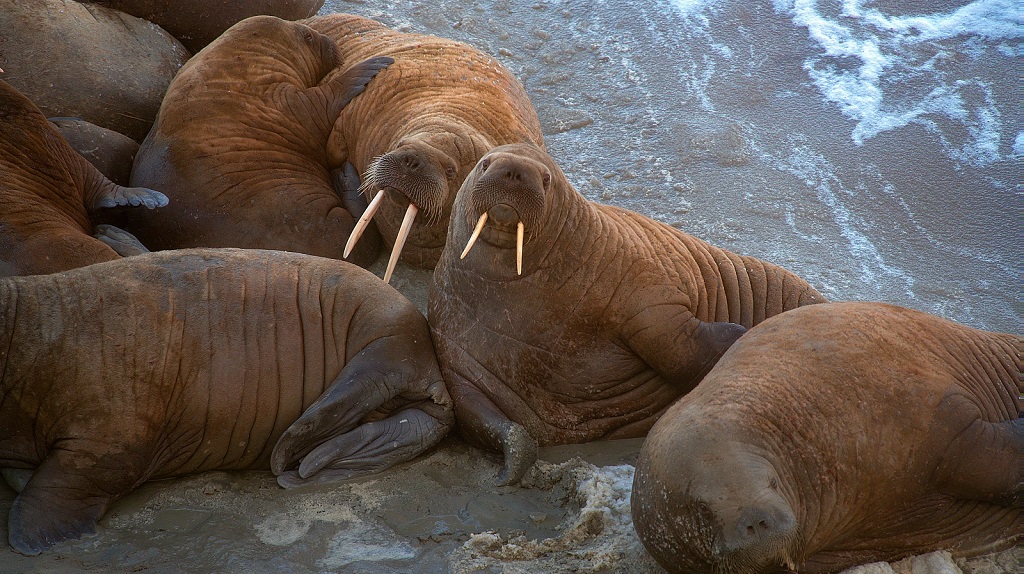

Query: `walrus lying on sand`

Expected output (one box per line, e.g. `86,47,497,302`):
127,16,393,268
632,301,1021,573
304,13,545,280
0,249,452,555
428,143,826,484
0,79,166,277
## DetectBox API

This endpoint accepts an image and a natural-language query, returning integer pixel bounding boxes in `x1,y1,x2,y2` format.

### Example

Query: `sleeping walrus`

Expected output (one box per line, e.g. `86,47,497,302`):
126,16,393,267
304,13,545,280
0,79,166,277
0,248,452,555
428,143,826,484
632,301,1021,573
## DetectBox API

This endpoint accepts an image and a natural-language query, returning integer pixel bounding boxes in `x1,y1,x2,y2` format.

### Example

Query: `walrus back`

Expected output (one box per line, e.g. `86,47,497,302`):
601,204,827,328
0,249,389,474
306,13,544,157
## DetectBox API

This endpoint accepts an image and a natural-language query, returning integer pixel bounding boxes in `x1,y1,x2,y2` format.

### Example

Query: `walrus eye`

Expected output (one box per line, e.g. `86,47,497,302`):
445,166,457,180
480,158,490,172
304,32,314,45
542,172,550,188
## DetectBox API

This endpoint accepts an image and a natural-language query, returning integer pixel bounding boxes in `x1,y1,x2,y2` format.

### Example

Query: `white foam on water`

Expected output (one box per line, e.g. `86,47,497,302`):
772,144,916,296
773,0,1021,166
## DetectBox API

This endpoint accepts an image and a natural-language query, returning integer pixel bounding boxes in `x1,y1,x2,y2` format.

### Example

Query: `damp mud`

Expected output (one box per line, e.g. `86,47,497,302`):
2,0,1018,572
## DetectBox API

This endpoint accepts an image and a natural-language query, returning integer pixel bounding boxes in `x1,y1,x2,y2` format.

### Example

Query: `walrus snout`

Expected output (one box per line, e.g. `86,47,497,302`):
716,501,799,565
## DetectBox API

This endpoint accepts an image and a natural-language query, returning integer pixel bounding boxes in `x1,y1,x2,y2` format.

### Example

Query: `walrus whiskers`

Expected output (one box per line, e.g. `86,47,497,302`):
343,190,385,258
516,221,524,275
383,203,418,283
461,212,489,259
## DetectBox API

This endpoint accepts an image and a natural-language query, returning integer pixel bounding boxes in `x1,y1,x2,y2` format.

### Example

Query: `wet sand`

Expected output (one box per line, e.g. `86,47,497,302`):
2,0,1018,572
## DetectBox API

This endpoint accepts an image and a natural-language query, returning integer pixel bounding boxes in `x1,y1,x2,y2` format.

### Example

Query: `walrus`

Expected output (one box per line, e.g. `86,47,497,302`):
428,143,826,484
631,301,1021,573
303,14,546,280
125,15,393,268
49,117,140,187
89,0,326,53
0,248,453,555
0,0,188,141
0,79,167,277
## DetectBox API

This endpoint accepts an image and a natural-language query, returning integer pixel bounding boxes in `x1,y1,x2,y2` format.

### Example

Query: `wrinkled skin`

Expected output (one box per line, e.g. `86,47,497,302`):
126,16,391,268
632,302,1022,574
0,0,188,141
304,14,545,270
428,143,826,484
49,117,140,187
0,248,453,555
91,0,325,53
0,79,166,278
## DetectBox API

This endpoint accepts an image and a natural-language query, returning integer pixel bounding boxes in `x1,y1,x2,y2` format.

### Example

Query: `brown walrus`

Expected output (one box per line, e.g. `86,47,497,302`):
0,248,453,555
0,79,167,277
125,16,393,268
0,0,188,142
303,13,545,280
428,143,826,484
89,0,326,54
632,301,1022,573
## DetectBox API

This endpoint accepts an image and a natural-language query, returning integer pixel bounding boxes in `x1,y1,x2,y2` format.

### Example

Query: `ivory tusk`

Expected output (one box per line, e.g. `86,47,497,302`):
516,221,524,275
343,191,385,258
383,202,418,284
460,212,488,259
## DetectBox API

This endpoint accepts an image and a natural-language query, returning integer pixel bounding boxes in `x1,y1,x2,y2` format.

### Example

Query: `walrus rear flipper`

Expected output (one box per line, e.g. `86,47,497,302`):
7,447,133,555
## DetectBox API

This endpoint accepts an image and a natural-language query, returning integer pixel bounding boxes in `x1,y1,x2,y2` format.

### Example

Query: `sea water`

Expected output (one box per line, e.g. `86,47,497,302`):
328,0,1020,334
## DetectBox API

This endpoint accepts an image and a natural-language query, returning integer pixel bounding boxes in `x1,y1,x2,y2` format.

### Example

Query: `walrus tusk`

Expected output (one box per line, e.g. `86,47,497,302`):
460,212,488,259
516,221,524,275
343,190,385,258
383,202,418,284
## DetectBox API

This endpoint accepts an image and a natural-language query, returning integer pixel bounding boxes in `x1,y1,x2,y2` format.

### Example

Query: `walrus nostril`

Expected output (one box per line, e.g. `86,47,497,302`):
723,504,796,553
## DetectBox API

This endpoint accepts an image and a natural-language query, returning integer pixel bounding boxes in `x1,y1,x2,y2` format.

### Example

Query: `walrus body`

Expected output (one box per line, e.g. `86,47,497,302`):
127,16,392,267
0,0,188,141
304,14,545,273
0,248,452,555
632,302,1021,574
91,0,326,53
428,144,826,483
0,79,166,277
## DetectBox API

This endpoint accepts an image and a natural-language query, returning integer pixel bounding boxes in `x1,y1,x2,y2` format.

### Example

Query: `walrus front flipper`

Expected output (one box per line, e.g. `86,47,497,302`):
276,407,449,488
271,336,452,487
321,56,394,121
450,381,538,486
334,162,369,216
7,447,129,555
936,413,1023,507
93,223,150,256
624,306,746,390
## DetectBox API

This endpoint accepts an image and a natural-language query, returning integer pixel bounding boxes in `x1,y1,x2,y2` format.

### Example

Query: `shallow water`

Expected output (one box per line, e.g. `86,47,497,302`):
2,1,1019,572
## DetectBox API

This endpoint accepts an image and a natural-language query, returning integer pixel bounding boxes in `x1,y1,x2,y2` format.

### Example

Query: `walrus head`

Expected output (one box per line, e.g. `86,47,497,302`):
632,416,803,574
453,143,559,278
343,128,493,281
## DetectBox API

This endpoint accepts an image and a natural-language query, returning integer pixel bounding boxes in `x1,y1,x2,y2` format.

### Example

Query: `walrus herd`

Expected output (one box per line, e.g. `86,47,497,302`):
0,1,1019,568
